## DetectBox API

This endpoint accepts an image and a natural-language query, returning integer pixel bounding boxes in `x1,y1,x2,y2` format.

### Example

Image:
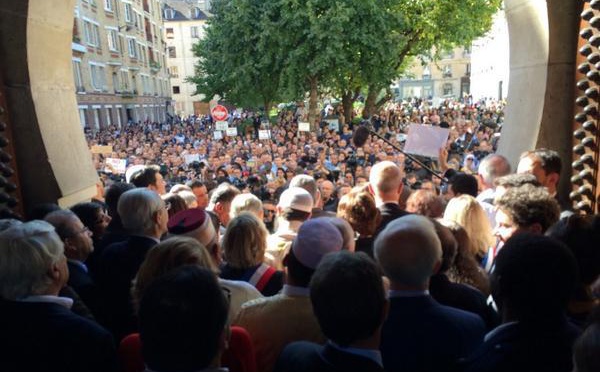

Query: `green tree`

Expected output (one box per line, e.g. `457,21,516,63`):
360,0,503,118
188,0,284,113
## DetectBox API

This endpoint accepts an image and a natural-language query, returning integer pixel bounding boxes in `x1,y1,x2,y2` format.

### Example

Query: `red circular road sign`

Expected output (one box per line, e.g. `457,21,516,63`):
211,105,229,121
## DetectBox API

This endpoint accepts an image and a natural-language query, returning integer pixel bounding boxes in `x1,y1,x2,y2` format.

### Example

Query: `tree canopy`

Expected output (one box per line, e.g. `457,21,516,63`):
189,0,502,123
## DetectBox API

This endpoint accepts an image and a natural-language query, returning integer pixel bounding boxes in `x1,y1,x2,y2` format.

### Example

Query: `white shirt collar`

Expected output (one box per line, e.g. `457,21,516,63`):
19,295,74,309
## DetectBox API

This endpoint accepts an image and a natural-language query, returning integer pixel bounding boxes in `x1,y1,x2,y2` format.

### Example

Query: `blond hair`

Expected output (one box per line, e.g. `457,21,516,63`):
443,195,494,259
222,212,268,268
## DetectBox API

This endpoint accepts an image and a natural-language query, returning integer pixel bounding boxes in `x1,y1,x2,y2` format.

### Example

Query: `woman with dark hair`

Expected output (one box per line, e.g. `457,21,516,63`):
162,193,187,219
70,201,111,247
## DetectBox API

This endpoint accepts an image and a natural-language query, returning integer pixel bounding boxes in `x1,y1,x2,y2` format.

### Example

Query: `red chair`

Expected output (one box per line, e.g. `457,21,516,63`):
118,326,256,372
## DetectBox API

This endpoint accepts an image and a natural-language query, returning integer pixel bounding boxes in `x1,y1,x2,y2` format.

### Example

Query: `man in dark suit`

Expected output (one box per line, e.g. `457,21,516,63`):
464,234,581,372
275,251,387,372
375,215,485,372
0,220,116,372
45,210,101,319
369,161,409,234
97,188,169,341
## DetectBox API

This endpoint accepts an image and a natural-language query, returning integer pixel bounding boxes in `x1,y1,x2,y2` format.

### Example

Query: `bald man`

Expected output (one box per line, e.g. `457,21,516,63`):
369,161,409,233
375,215,485,372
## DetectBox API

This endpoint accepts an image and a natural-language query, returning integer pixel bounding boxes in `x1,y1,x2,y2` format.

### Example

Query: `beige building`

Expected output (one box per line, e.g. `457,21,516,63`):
394,47,471,102
163,0,210,116
72,0,172,130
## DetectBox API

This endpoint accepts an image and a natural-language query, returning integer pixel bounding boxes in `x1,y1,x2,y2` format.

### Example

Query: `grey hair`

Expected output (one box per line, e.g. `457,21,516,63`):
44,210,79,240
374,215,442,287
0,219,23,232
290,175,318,204
118,188,164,234
178,190,197,208
0,220,64,299
478,154,511,187
229,193,263,220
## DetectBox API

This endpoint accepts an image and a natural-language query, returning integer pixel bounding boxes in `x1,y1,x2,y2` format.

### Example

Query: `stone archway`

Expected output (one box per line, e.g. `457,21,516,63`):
0,0,98,216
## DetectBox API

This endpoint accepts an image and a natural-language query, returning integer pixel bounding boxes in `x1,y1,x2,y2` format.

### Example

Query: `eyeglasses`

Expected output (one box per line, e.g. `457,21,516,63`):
67,226,91,238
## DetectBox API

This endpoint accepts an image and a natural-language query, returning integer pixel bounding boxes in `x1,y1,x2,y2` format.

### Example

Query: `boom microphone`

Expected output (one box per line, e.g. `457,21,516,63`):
351,124,447,182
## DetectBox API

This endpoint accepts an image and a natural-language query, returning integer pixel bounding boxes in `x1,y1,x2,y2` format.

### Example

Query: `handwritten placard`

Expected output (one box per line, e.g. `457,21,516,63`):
91,145,113,154
184,154,200,165
215,121,229,131
214,131,223,140
226,127,238,137
258,130,271,140
325,119,339,132
396,133,407,142
298,122,310,132
403,124,450,159
105,158,127,174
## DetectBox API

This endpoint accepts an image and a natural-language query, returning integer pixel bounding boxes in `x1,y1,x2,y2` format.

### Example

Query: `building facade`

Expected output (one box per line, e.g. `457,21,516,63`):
162,0,210,116
393,47,472,103
72,0,172,130
470,10,510,101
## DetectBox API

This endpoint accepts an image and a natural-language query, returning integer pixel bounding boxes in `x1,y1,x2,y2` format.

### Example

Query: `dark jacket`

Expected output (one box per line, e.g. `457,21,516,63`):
0,299,117,372
381,295,485,372
97,235,158,341
376,203,409,234
275,341,384,372
67,261,102,319
463,318,581,372
429,274,500,330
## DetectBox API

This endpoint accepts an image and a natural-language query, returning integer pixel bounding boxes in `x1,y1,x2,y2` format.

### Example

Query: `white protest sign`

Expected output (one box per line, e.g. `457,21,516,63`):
396,133,407,142
258,130,271,140
226,127,238,137
215,121,229,131
105,158,127,174
325,119,339,132
184,154,200,165
298,122,310,132
214,131,223,140
403,124,450,159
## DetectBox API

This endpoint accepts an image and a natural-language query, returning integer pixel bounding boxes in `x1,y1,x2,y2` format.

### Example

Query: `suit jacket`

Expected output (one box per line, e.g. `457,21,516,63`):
381,295,485,372
463,318,581,372
68,261,102,319
97,235,158,341
234,294,325,372
0,299,117,372
429,274,500,330
275,342,384,372
376,203,409,234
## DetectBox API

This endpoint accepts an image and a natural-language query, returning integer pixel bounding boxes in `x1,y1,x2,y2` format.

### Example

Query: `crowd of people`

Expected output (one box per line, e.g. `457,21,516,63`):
0,98,599,372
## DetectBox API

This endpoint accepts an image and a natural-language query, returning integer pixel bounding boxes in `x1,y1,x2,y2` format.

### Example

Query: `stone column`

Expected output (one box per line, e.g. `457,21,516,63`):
0,0,98,214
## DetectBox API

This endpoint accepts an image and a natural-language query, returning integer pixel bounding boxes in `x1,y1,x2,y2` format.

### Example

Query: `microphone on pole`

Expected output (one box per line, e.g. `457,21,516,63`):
352,124,448,183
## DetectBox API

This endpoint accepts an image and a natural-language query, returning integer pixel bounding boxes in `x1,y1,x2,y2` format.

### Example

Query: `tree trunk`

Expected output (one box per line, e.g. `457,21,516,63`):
341,91,354,126
308,77,319,130
363,84,379,119
263,99,271,121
